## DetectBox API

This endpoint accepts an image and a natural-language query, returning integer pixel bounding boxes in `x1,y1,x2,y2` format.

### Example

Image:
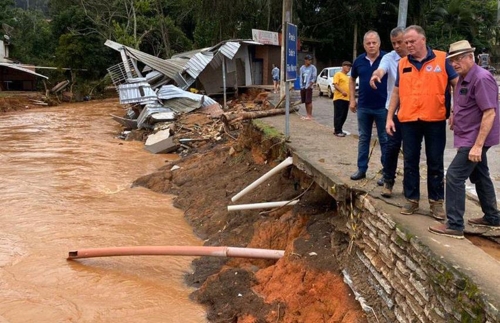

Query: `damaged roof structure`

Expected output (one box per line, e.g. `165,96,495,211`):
105,38,268,154
105,39,262,94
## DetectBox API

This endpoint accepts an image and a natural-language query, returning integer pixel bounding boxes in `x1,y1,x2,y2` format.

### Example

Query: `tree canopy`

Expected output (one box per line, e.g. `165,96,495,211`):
1,0,498,90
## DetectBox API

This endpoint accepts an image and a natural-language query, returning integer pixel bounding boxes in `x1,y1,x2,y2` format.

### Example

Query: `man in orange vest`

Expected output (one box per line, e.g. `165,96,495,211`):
386,25,458,218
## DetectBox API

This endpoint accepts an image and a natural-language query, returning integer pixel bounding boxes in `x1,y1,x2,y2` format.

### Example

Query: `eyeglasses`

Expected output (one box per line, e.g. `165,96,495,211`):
449,54,469,63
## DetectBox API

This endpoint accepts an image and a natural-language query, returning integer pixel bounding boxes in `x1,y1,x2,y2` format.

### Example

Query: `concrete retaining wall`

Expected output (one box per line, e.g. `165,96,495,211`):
339,194,499,322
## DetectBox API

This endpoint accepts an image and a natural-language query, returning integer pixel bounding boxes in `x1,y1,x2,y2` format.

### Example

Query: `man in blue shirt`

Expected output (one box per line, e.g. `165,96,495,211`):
299,55,317,120
272,64,280,93
349,30,388,181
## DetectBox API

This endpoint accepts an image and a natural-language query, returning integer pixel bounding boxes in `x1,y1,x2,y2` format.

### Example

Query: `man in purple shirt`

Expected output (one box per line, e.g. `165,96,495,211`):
429,40,500,239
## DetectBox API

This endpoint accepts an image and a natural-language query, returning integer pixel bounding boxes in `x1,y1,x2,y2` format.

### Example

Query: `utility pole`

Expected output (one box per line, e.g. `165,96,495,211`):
281,0,293,138
398,0,409,28
352,23,357,61
497,0,500,23
280,0,292,98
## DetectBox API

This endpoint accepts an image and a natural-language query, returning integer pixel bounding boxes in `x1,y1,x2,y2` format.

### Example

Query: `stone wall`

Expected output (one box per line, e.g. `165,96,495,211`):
337,194,500,322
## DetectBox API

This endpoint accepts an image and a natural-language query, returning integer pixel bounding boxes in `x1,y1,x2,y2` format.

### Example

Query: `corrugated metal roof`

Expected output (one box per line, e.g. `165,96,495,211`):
185,51,214,79
106,38,262,92
117,81,157,104
105,40,213,89
171,47,211,59
105,40,187,87
157,85,217,107
163,98,202,114
0,63,48,79
210,42,241,69
136,103,174,129
156,85,218,113
219,42,241,60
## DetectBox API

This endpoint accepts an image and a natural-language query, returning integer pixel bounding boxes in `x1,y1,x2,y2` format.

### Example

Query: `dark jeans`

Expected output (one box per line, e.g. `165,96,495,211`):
356,107,387,173
446,147,500,231
384,114,402,184
400,120,446,201
333,99,349,134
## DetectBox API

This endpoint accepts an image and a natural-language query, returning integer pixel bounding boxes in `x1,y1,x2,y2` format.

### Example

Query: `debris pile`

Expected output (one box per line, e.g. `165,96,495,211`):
112,81,292,156
105,38,299,155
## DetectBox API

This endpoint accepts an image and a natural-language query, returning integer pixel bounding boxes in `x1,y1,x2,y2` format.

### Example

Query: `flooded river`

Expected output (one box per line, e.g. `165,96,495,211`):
0,99,206,322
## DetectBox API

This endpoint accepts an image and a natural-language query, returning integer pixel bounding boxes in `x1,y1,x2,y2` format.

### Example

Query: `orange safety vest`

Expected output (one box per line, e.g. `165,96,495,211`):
398,50,448,122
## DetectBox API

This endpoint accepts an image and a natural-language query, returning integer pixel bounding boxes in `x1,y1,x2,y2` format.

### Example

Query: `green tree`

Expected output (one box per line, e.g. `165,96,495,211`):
192,0,282,47
1,0,16,44
7,8,55,64
424,0,497,50
426,0,476,49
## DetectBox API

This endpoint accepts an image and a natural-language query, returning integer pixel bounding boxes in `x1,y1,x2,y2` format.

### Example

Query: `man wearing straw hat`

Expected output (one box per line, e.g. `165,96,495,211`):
429,40,500,239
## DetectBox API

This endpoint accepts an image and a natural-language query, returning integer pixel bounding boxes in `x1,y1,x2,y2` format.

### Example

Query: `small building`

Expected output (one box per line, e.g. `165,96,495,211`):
0,39,48,91
251,29,281,86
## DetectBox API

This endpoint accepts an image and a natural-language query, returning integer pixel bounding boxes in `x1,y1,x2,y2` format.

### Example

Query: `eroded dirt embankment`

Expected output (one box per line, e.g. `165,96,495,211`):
133,124,369,322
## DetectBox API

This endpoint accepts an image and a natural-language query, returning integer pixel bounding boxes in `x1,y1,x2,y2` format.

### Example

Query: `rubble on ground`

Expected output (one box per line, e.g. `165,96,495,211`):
105,38,300,155
112,83,293,156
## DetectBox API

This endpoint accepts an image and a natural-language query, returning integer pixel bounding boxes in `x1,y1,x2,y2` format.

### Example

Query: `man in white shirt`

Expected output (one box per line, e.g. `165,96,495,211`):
369,27,408,197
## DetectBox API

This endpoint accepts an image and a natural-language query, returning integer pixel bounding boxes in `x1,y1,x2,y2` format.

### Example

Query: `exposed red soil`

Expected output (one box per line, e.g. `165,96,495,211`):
133,125,370,322
0,92,55,112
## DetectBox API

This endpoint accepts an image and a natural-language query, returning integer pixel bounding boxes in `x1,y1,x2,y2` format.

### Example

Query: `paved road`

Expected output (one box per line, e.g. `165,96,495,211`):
288,89,500,203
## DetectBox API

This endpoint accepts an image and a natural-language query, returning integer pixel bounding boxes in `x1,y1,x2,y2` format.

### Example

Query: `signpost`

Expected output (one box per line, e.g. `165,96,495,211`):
284,22,297,139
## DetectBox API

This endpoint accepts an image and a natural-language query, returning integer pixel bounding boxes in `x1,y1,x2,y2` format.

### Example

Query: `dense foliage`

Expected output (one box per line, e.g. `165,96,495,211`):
1,0,499,92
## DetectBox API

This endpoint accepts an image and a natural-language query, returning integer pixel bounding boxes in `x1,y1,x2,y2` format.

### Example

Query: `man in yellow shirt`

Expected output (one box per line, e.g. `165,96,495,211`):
332,61,351,137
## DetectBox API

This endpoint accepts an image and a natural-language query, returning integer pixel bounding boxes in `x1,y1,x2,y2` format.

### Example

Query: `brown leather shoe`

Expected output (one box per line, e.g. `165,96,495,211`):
401,199,419,215
429,199,445,221
428,224,464,239
468,217,500,229
381,182,393,198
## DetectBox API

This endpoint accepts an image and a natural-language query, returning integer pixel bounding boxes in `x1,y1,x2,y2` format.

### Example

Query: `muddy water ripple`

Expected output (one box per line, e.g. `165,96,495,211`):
0,99,206,322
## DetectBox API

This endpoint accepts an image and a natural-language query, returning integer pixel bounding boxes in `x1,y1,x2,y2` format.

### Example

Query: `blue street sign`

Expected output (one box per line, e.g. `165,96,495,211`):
285,23,297,81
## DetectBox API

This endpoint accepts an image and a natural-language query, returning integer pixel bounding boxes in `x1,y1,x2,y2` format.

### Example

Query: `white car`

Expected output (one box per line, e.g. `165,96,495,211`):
316,67,358,98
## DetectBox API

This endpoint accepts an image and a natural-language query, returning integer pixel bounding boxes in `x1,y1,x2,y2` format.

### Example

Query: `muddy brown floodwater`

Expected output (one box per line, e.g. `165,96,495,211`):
0,99,207,322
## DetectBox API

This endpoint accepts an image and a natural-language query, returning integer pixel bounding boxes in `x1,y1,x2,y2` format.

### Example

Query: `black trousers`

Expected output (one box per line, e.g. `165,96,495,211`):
333,99,349,134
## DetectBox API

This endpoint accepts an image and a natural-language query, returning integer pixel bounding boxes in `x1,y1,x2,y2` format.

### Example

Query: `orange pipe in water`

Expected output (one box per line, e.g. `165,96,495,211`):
67,246,284,260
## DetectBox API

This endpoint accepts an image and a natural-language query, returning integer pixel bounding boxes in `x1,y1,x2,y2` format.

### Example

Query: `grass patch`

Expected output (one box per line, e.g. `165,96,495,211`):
252,119,284,140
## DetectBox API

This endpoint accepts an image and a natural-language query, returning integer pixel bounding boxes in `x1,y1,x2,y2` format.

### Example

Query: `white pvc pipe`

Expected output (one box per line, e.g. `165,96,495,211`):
228,200,299,211
67,246,284,260
231,156,293,202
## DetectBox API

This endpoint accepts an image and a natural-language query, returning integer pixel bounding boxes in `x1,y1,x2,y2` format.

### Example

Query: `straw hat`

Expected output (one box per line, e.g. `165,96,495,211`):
447,40,475,59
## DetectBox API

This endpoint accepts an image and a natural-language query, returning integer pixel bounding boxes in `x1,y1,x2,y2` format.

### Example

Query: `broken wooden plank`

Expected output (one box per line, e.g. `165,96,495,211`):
28,100,49,106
